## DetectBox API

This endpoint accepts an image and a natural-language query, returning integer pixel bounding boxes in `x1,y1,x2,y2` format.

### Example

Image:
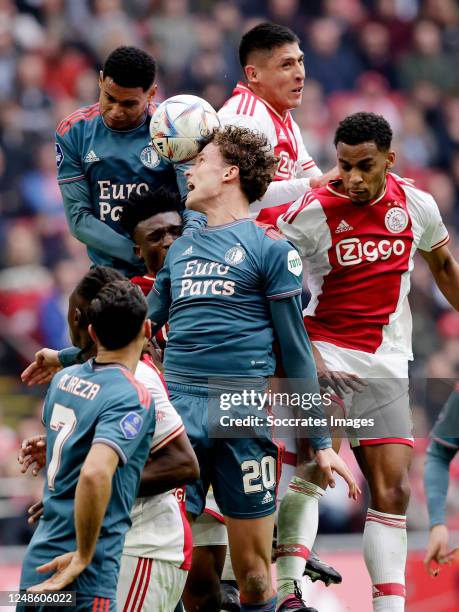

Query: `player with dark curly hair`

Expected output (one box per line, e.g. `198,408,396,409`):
55,46,188,277
148,125,359,612
278,111,459,612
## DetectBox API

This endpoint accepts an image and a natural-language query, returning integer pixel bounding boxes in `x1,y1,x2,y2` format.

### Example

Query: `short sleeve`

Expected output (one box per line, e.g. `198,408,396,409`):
431,388,459,449
55,129,85,185
93,388,155,465
134,361,184,453
277,193,325,258
262,235,303,301
417,194,449,252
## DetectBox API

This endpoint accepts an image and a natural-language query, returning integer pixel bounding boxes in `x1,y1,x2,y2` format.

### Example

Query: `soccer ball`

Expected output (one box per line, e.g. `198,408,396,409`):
150,94,220,163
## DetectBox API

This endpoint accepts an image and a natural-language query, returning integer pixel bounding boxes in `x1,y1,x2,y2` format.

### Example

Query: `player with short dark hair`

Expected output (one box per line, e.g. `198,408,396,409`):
333,111,393,153
102,46,157,92
239,22,300,66
20,266,199,611
120,187,183,289
56,45,187,277
148,125,359,612
278,111,459,612
219,22,337,226
19,280,154,609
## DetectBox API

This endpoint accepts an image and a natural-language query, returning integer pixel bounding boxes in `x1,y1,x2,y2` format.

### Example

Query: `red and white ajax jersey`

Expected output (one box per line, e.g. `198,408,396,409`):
219,82,321,182
123,359,192,570
278,173,449,358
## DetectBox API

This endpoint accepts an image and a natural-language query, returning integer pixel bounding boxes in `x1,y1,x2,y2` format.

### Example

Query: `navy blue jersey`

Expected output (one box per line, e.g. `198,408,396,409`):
150,218,303,379
20,360,155,599
55,103,187,275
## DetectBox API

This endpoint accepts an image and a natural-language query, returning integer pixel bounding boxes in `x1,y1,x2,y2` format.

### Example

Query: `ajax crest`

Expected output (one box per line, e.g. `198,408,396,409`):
140,146,160,169
385,208,408,234
225,245,246,265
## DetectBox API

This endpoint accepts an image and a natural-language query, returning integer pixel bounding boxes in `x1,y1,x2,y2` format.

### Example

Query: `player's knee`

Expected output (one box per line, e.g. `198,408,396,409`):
240,570,270,600
372,479,411,513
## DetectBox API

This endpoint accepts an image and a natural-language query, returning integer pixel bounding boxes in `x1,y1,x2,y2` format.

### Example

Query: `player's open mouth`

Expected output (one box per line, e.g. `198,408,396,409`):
187,182,195,191
291,87,303,93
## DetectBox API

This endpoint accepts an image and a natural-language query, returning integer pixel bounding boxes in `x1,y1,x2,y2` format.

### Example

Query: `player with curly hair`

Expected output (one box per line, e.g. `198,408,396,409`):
147,125,359,612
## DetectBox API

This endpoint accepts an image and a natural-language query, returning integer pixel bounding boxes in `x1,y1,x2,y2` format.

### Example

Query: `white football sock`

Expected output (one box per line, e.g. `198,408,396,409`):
276,476,324,608
363,509,407,611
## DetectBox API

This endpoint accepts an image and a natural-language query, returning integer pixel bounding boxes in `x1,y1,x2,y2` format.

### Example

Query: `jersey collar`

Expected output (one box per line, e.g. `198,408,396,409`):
235,82,290,122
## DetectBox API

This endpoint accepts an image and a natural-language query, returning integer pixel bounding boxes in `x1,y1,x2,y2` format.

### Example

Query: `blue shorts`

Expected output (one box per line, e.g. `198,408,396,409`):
168,382,283,519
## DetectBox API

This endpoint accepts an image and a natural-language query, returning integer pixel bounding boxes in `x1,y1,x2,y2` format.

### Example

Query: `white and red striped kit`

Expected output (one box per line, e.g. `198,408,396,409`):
117,359,192,611
219,82,322,225
279,173,449,446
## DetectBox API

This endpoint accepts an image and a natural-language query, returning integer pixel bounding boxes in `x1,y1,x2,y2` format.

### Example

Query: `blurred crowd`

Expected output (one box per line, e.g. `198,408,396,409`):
1,0,459,543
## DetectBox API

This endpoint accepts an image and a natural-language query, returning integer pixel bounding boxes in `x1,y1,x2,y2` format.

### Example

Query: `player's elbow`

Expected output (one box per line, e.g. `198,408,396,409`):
180,448,200,483
80,464,113,489
173,444,200,485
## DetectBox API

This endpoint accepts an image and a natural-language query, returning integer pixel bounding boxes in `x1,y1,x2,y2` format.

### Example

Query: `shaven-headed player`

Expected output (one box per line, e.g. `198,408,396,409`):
20,266,199,612
19,281,154,610
278,112,459,612
147,125,359,612
56,46,187,277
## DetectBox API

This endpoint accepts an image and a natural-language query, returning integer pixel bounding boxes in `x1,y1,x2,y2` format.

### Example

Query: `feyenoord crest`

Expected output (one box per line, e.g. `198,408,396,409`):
225,244,246,265
140,145,160,169
385,208,408,234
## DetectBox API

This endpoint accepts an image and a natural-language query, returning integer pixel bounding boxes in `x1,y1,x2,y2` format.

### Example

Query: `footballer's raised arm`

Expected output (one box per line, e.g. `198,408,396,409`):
56,130,139,267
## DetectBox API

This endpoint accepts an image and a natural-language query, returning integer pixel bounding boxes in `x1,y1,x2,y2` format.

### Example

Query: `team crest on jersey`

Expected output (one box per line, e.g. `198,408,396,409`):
287,249,303,276
120,411,144,439
385,208,408,234
140,146,160,169
225,244,246,265
55,143,64,168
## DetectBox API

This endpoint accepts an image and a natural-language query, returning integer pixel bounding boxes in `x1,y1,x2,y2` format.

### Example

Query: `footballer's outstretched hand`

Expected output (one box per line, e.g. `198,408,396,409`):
424,524,449,576
28,551,88,592
21,349,61,386
313,345,366,398
18,435,47,475
315,447,361,500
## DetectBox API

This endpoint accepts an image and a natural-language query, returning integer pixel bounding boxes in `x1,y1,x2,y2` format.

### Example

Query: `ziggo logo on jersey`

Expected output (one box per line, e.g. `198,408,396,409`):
336,237,406,266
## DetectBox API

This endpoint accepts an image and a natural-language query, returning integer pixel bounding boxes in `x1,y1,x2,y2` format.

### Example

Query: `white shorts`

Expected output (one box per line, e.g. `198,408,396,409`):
192,489,228,547
117,555,187,612
314,341,413,448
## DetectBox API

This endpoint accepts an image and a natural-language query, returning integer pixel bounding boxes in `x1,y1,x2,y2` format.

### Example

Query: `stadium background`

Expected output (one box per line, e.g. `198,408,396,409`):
0,0,458,609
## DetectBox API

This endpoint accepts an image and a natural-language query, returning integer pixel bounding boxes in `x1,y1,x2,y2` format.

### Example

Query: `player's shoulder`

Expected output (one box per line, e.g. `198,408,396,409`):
56,103,100,138
219,84,272,129
89,362,152,412
251,219,286,242
250,219,299,256
135,358,166,395
389,173,436,207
